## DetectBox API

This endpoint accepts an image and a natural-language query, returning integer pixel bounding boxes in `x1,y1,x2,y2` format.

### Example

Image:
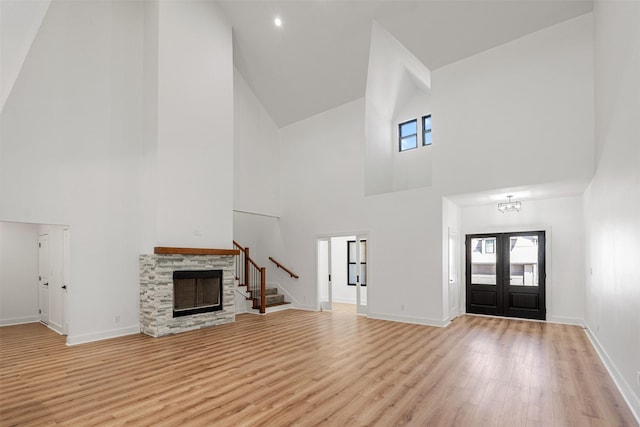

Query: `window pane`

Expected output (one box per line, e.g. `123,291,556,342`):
423,130,432,146
471,237,496,285
510,236,539,286
348,264,357,285
423,115,432,131
360,240,366,262
400,136,417,151
348,241,356,263
360,264,366,285
399,120,417,137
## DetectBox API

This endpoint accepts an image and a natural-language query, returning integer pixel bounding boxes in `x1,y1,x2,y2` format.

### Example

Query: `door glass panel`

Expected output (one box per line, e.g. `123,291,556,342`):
359,263,367,306
471,237,496,285
348,264,357,284
357,238,367,307
509,235,539,286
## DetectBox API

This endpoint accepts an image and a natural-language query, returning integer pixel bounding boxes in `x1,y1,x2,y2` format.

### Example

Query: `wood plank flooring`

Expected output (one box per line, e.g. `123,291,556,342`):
0,305,636,426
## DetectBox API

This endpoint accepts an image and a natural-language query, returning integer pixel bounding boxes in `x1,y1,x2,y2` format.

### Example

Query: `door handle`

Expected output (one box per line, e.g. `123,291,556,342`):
62,285,67,290
43,283,49,287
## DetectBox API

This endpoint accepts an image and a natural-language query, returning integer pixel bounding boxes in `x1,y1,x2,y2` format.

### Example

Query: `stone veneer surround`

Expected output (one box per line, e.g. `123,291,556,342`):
140,254,235,337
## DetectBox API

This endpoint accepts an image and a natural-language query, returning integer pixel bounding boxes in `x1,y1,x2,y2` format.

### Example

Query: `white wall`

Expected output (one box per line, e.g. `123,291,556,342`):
0,222,39,325
0,1,151,344
155,0,233,248
392,90,433,191
279,98,368,310
232,211,291,283
461,196,585,324
366,188,445,325
232,64,283,295
365,22,432,196
586,0,640,417
234,68,280,217
0,0,235,344
432,14,594,195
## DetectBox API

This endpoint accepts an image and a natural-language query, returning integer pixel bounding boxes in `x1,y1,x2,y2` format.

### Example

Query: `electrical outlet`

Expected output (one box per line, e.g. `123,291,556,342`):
636,371,640,387
114,315,120,324
401,304,405,311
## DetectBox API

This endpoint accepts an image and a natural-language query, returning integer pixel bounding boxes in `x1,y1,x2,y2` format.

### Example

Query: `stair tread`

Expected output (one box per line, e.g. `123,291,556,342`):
251,288,279,296
265,301,291,308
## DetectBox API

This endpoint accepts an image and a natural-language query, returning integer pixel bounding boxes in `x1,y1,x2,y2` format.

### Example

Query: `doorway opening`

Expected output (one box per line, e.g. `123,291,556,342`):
1,221,70,335
317,234,368,315
465,231,546,320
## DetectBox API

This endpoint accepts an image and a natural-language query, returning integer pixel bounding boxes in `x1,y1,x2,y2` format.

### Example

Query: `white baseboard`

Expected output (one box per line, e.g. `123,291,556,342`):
0,316,39,326
368,311,450,328
66,325,140,346
584,323,640,424
332,297,356,304
546,315,585,327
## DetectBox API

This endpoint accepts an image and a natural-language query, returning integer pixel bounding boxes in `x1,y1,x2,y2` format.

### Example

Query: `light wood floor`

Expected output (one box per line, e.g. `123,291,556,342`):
1,305,636,426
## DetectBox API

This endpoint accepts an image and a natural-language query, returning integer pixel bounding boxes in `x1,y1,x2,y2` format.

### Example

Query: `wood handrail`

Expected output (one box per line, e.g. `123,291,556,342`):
269,257,299,279
233,241,267,314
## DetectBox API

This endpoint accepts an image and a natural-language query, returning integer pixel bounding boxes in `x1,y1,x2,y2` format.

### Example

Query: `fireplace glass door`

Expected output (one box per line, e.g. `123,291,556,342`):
173,270,223,317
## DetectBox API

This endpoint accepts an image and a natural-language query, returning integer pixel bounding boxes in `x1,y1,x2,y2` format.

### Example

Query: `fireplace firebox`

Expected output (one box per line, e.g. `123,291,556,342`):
173,270,223,317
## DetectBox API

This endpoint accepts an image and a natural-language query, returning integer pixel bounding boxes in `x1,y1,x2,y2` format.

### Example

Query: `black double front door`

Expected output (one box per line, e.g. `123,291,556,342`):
465,231,546,320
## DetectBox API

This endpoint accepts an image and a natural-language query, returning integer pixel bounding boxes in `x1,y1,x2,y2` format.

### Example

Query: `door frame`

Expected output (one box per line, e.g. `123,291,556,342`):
317,238,332,311
316,231,370,315
38,233,50,324
448,229,460,320
354,234,368,316
465,230,547,320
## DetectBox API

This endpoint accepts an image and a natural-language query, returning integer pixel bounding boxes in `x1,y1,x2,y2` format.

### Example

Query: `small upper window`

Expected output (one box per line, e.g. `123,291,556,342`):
399,119,418,152
423,114,432,146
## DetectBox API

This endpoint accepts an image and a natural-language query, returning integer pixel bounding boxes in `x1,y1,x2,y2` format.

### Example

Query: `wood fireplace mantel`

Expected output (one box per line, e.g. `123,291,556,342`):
154,247,240,256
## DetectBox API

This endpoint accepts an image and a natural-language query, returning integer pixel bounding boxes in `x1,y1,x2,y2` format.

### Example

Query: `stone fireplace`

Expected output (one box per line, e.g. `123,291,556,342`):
139,247,238,337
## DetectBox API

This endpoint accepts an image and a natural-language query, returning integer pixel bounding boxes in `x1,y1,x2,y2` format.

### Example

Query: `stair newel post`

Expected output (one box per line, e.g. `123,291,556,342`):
244,247,250,291
260,267,266,314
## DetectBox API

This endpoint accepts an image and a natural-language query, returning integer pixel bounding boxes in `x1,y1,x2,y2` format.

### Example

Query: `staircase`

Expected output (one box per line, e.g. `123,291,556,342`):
254,287,288,308
233,241,292,313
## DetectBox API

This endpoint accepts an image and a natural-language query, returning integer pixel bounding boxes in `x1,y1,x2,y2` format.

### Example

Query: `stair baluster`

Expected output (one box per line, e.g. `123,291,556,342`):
233,241,267,314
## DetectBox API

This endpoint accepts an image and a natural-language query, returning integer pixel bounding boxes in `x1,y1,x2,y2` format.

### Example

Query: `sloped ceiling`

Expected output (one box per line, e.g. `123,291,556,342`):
0,0,51,113
218,0,592,127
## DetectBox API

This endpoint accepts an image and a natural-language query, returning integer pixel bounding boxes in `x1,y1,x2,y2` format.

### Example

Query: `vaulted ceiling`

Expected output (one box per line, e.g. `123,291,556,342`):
217,1,593,127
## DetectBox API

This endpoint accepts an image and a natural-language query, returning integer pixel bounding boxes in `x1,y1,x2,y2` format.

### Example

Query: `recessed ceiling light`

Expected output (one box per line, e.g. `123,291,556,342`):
274,17,282,27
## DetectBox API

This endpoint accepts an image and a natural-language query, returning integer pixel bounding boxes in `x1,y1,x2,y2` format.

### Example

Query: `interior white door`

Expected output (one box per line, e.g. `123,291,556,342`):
355,235,368,315
318,239,332,311
38,233,50,324
448,231,459,319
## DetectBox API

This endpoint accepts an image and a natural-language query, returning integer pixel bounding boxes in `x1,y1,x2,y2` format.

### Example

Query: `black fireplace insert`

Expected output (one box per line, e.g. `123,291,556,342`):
173,269,223,317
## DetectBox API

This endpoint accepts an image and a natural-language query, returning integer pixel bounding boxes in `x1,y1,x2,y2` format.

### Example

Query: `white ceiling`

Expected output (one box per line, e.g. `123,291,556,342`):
446,179,590,207
218,0,593,127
